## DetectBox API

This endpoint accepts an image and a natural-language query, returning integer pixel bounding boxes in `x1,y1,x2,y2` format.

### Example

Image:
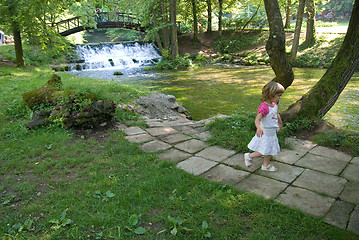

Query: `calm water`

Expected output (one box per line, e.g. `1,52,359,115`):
70,64,359,132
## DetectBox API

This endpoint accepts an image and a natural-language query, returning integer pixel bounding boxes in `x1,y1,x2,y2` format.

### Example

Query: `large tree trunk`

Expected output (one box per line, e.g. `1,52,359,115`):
263,0,294,88
281,0,359,121
284,0,291,29
161,0,170,50
169,0,178,59
218,0,223,35
153,8,164,51
206,0,212,33
305,0,316,45
191,0,199,42
291,0,306,61
12,21,25,67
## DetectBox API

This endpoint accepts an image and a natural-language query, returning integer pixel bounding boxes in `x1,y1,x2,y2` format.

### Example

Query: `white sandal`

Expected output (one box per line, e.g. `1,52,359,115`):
244,153,252,167
261,164,277,172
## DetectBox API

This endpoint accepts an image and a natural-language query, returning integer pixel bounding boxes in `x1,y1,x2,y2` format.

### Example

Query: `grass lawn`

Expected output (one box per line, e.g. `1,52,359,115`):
1,66,358,239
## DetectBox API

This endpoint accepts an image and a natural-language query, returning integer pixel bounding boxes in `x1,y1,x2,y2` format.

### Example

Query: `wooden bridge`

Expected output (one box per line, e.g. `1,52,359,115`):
55,12,145,36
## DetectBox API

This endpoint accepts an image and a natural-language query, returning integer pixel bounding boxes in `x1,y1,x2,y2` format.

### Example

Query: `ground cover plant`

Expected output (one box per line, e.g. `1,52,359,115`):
1,65,358,239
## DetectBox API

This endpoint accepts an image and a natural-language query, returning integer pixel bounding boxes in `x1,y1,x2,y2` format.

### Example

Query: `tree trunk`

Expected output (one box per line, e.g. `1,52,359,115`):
153,9,164,51
161,0,170,50
191,0,199,42
281,0,359,121
218,0,223,35
263,0,294,89
241,5,260,31
291,0,306,61
12,21,25,67
305,0,316,45
284,0,291,29
206,0,212,33
169,0,178,59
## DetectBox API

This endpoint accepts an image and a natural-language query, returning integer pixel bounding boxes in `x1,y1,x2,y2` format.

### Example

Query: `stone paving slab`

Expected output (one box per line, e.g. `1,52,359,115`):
140,140,171,152
257,161,305,183
352,157,359,164
194,131,212,141
146,127,178,136
309,146,353,162
286,137,316,151
295,153,348,175
341,163,359,182
324,200,355,229
340,181,359,205
293,169,347,198
174,139,209,154
202,164,250,185
176,156,218,176
195,146,236,162
158,133,192,144
125,126,147,136
180,126,200,135
157,149,192,163
274,148,307,165
276,186,335,217
223,154,262,173
125,133,155,143
348,205,359,235
235,174,288,199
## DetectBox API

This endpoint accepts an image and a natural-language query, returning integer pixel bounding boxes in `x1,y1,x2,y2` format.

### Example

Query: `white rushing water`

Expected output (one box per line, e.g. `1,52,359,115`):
74,42,162,71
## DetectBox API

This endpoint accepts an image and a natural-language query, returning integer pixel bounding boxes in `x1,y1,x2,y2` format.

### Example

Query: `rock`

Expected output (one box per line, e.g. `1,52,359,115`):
119,93,191,120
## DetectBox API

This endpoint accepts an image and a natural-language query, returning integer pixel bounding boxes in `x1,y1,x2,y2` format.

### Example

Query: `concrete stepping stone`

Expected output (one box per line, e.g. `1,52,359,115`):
348,205,359,235
195,146,236,162
124,126,147,136
340,181,359,205
141,140,171,152
146,127,177,136
309,146,352,162
341,163,359,182
202,164,250,185
235,174,288,199
158,133,192,144
223,154,262,173
274,148,307,165
292,169,347,198
195,131,212,141
257,161,305,183
324,200,355,229
295,153,347,175
157,149,191,163
174,139,209,154
125,133,155,143
180,126,199,135
176,156,218,176
276,186,335,217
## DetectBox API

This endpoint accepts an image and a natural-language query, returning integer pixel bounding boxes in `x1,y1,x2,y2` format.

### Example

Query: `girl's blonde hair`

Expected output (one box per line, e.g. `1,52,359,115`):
261,81,285,102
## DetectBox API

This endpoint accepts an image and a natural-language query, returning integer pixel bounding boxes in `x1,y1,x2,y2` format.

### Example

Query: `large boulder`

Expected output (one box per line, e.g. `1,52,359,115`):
22,74,116,129
119,93,191,120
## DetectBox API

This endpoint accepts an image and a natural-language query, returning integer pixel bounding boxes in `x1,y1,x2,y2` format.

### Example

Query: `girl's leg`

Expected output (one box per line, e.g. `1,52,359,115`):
249,152,262,159
262,155,277,171
263,155,271,167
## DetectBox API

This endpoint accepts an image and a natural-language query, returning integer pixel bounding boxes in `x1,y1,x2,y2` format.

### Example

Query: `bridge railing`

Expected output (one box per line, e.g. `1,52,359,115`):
55,12,141,34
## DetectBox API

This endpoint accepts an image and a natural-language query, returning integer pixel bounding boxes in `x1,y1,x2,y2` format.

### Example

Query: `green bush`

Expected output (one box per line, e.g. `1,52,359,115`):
155,56,193,70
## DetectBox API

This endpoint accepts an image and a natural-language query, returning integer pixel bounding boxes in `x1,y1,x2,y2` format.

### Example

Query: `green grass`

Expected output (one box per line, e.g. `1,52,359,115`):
1,65,358,239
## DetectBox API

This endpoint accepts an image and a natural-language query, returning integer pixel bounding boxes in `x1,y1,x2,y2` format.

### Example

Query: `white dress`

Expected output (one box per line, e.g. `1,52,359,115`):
247,102,280,156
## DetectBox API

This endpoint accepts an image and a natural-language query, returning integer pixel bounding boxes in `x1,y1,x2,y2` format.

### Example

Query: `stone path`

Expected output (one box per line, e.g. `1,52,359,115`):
117,118,359,235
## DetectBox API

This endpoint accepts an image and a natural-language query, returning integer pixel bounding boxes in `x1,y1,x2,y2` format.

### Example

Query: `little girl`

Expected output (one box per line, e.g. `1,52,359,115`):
244,81,285,172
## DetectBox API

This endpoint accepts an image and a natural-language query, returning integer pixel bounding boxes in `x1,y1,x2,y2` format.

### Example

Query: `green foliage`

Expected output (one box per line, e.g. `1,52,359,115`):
155,55,193,70
313,130,359,156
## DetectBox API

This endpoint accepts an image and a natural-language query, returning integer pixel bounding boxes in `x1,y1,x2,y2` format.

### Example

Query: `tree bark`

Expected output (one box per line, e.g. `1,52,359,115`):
161,0,170,50
191,0,199,42
241,5,260,31
281,0,359,121
305,0,316,45
153,8,164,51
284,0,291,29
169,0,178,59
291,0,306,61
218,0,223,35
206,0,212,33
263,0,294,89
12,21,25,67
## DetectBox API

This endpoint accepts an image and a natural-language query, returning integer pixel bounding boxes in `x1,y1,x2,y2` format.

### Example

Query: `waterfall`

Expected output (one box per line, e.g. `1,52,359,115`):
74,42,161,71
